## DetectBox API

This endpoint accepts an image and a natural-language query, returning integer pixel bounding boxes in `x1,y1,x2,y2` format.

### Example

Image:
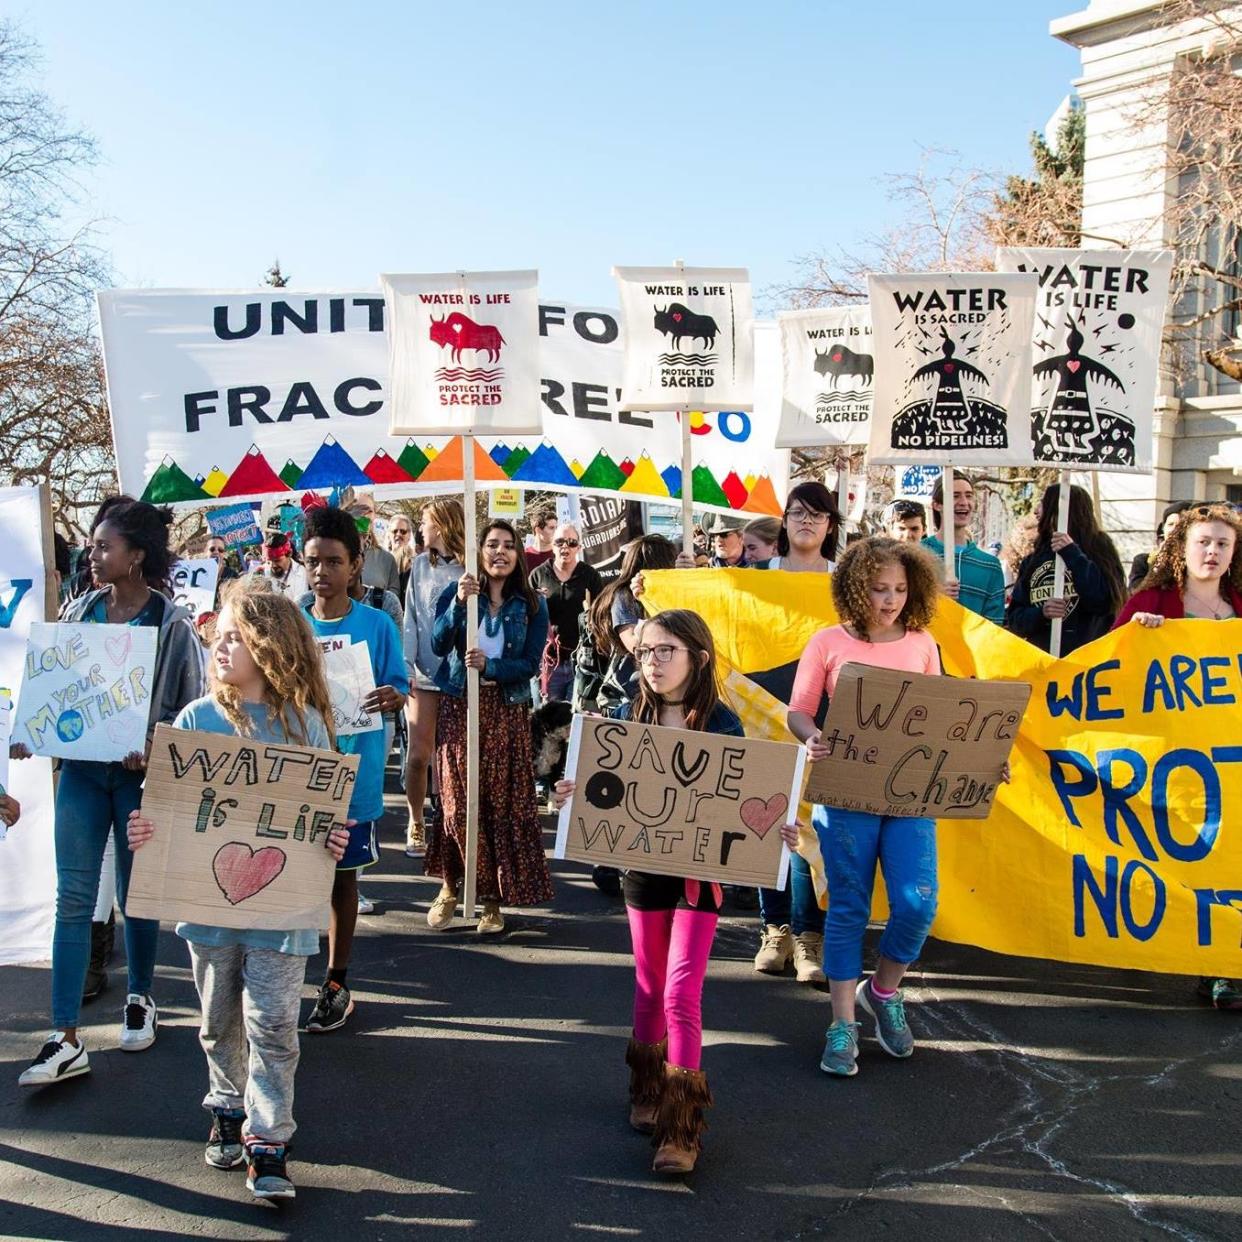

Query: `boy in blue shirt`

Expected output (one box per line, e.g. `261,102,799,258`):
300,506,408,1033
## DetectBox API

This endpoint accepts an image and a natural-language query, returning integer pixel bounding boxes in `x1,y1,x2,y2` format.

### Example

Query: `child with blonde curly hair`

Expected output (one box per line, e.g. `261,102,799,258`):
786,536,943,1078
127,578,350,1201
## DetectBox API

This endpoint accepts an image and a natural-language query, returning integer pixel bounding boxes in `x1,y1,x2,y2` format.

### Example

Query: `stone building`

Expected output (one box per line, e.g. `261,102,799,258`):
1053,0,1242,556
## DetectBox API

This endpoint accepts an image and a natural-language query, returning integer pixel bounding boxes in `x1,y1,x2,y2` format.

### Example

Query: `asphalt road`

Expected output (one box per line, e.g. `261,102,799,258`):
2,775,1240,1241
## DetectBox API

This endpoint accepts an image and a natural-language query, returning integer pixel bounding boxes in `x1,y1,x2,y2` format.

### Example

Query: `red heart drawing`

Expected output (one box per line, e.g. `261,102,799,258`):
832,353,843,362
944,363,956,374
105,632,132,667
672,312,682,322
212,842,286,905
1067,360,1081,373
740,793,788,840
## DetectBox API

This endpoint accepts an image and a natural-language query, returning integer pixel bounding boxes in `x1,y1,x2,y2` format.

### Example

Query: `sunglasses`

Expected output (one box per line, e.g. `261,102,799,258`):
554,539,580,548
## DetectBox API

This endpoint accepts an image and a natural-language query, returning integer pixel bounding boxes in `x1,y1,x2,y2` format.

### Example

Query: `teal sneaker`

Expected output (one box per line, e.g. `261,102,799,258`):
856,978,914,1058
819,1020,860,1076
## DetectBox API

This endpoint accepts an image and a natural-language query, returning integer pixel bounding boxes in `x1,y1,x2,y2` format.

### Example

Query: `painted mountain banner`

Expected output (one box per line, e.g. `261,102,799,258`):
126,724,359,930
381,270,543,438
99,290,786,517
996,247,1174,472
642,567,1242,977
0,486,56,964
867,273,1038,466
614,267,753,411
776,307,874,448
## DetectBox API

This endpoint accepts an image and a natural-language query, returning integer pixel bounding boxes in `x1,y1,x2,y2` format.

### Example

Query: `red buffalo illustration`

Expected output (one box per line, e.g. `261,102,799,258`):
429,311,506,363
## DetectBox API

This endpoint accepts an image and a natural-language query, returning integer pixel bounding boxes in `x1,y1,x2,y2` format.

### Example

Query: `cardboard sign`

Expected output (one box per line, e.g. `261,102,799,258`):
126,724,359,929
555,715,805,887
318,637,379,735
205,502,263,548
170,558,220,618
804,664,1031,818
16,622,158,762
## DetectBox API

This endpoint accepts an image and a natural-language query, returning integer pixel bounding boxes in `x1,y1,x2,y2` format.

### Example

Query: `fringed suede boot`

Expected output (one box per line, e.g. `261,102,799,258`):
624,1036,666,1133
651,1063,712,1174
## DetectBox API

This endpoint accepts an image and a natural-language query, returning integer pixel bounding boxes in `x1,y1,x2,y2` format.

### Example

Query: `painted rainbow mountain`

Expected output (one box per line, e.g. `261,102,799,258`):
140,435,783,516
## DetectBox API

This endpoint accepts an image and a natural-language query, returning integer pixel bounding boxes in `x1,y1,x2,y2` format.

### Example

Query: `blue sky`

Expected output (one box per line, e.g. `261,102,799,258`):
13,1,1082,306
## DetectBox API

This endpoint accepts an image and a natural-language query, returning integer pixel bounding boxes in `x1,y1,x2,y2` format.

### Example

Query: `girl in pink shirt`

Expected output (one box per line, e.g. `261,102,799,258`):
786,536,941,1078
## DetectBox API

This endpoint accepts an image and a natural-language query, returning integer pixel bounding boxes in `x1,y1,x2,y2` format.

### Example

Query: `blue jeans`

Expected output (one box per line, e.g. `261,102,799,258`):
52,761,159,1027
758,851,818,935
812,804,938,982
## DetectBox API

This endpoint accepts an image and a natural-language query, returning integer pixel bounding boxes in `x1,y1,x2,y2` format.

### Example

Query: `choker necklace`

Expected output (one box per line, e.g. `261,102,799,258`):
662,699,685,706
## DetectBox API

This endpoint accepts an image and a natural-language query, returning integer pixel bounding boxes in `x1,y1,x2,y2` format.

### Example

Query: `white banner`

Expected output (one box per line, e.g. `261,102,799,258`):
614,266,753,411
0,487,56,963
867,272,1038,466
170,557,220,619
776,306,873,447
16,622,158,762
99,290,788,518
995,247,1174,473
381,270,542,438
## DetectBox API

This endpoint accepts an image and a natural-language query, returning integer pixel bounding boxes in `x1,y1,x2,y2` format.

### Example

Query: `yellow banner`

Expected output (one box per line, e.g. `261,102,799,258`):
643,568,1242,975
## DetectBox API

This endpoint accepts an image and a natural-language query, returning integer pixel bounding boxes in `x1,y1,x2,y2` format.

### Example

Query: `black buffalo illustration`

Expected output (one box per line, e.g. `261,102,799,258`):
814,343,874,388
654,302,719,350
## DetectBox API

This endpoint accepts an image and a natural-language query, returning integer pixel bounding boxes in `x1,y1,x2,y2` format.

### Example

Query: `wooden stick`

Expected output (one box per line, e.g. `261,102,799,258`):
941,465,956,585
1049,468,1072,659
38,483,57,621
1090,470,1102,523
462,433,479,922
836,457,849,530
675,260,694,557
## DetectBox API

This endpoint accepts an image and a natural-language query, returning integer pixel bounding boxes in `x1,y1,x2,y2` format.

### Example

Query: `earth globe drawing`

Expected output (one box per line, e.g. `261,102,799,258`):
55,709,85,744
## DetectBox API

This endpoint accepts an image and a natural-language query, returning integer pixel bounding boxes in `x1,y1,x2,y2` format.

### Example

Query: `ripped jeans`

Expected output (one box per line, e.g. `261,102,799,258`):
812,805,938,982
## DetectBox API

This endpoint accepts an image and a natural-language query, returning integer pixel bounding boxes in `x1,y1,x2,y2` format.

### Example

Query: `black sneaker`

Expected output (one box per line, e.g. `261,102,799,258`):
205,1108,246,1169
306,981,353,1033
246,1143,295,1200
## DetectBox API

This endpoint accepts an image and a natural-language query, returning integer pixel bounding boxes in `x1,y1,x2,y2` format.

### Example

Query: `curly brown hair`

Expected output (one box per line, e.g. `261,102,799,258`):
1141,504,1242,595
212,578,336,748
831,536,940,639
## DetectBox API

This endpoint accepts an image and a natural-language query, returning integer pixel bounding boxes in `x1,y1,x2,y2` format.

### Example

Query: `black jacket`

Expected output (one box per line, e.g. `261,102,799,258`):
1007,542,1118,655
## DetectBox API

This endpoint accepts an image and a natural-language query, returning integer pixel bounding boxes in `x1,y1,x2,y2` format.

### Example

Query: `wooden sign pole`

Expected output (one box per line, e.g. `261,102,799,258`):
37,483,57,621
674,260,695,557
835,455,849,530
462,432,480,923
1048,467,1073,659
941,464,957,585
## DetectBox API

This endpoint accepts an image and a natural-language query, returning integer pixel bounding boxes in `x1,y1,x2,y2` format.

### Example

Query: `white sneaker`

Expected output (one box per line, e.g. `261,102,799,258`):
357,892,376,915
19,1032,90,1086
119,993,158,1051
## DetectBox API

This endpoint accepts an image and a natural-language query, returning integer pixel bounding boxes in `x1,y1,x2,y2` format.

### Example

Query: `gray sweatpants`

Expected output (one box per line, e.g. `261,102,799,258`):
188,942,308,1144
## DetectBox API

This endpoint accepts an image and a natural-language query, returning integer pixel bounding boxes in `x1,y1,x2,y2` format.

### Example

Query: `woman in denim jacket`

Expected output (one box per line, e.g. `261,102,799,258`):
424,519,553,934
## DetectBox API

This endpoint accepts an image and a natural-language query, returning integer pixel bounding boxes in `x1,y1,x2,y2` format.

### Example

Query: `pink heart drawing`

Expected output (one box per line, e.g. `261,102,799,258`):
671,312,682,322
212,842,286,905
740,793,788,840
1067,359,1081,373
106,716,137,746
944,363,956,374
105,632,132,667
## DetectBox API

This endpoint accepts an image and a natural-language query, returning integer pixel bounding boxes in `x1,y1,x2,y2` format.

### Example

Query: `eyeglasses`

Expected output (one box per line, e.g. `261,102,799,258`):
785,506,830,526
554,539,580,548
634,644,688,665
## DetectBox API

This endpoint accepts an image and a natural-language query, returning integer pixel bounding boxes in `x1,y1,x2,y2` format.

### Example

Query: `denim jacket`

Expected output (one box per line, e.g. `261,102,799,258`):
430,582,549,705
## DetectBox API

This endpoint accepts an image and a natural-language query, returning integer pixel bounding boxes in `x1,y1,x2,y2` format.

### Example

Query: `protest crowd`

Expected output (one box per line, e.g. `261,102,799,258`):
6,463,1242,1200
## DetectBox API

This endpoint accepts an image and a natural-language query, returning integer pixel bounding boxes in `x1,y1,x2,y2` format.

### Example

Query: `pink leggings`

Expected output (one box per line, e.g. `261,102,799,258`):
626,906,718,1070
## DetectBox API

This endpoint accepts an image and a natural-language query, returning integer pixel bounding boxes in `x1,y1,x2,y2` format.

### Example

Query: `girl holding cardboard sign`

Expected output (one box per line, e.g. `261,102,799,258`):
786,537,944,1079
126,582,350,1202
554,608,742,1176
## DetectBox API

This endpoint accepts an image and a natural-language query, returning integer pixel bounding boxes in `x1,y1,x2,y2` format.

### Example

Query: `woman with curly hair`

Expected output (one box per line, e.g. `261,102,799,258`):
1113,503,1242,1011
787,537,943,1078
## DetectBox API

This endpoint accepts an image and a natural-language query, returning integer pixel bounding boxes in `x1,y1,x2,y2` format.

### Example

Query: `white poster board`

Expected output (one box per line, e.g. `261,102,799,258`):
170,558,220,618
867,272,1038,465
15,622,158,762
776,306,874,447
614,266,754,411
318,637,379,736
995,247,1174,472
0,486,56,963
382,269,543,437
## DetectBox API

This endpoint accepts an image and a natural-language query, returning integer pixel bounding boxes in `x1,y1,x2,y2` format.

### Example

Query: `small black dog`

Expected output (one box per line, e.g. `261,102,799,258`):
530,699,575,789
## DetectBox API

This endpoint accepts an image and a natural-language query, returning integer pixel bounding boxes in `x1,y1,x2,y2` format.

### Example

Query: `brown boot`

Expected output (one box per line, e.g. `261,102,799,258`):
651,1063,712,1175
625,1036,666,1133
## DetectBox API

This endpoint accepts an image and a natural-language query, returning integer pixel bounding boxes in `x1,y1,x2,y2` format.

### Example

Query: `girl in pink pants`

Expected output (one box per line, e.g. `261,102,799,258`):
556,608,741,1176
